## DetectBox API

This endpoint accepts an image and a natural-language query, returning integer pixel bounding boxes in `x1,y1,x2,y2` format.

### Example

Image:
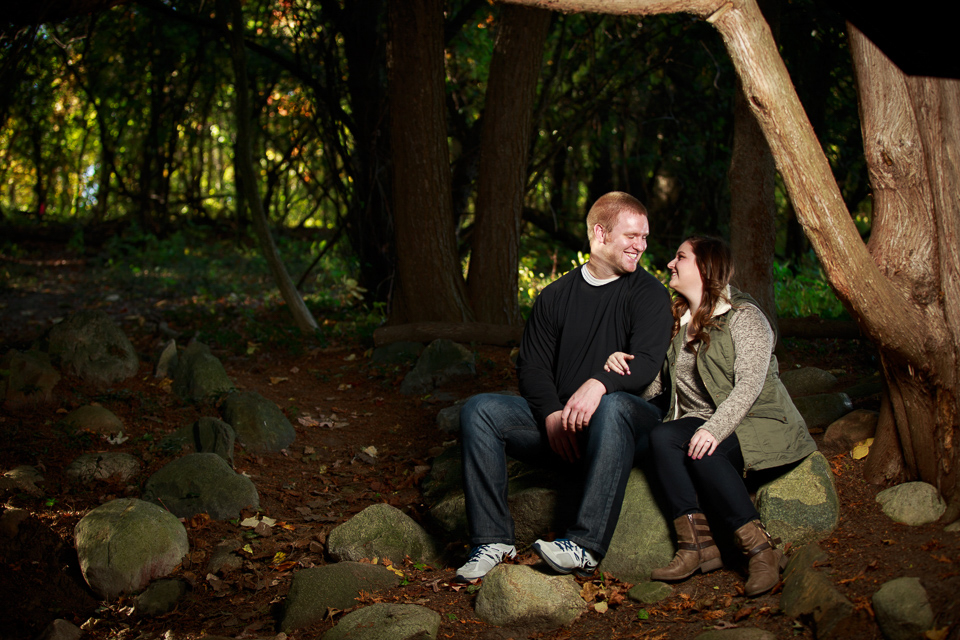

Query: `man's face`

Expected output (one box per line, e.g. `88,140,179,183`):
589,212,649,278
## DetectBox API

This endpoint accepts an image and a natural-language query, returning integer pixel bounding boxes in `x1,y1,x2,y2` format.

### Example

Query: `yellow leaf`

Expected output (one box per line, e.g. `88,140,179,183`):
242,544,253,554
272,552,287,564
270,376,289,385
594,601,609,614
851,438,874,460
926,628,950,640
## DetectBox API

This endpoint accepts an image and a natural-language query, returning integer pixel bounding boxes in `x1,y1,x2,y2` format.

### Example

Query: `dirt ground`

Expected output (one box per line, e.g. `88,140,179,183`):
1,249,959,640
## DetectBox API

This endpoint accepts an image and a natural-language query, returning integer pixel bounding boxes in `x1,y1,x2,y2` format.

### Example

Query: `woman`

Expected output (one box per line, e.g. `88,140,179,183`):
605,236,816,596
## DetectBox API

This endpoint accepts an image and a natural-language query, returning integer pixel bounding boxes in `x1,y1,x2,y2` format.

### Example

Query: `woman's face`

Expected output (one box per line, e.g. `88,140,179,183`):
667,241,702,299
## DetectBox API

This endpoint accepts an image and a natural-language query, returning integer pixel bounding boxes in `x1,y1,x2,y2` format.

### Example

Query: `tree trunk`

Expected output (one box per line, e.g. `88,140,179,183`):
387,0,472,323
467,4,550,325
729,0,777,328
221,0,318,334
499,0,960,512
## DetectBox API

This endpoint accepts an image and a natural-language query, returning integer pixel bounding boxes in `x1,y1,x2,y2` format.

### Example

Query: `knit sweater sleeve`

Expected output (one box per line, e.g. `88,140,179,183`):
698,304,773,442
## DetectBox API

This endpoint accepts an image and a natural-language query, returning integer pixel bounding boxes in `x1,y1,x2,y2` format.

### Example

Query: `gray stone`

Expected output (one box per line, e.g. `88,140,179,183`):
160,417,236,466
781,367,838,397
946,520,960,533
601,468,674,582
844,372,883,399
371,341,424,365
322,603,440,640
694,629,778,640
221,390,296,453
172,342,235,401
36,619,82,640
281,562,400,632
142,453,259,520
66,452,141,484
435,403,463,433
755,452,840,547
399,339,475,395
75,498,189,599
474,564,586,628
783,543,829,581
422,445,463,502
872,577,934,640
2,465,44,495
0,349,60,408
135,578,188,616
44,310,140,386
155,339,178,379
823,410,878,454
62,404,124,434
780,564,863,639
327,503,439,565
792,393,854,430
876,482,946,526
0,507,30,538
627,581,673,604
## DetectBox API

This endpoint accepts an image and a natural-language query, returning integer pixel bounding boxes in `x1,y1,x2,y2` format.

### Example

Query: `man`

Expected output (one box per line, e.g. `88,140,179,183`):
456,191,673,582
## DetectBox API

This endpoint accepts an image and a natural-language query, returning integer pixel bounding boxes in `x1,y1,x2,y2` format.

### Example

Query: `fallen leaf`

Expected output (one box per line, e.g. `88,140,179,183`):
593,601,608,614
269,377,289,385
851,438,874,459
580,582,600,603
926,627,951,640
298,416,320,427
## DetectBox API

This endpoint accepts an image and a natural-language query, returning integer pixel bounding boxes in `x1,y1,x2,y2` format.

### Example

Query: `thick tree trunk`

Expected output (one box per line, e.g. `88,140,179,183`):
467,4,550,325
222,0,318,334
387,0,472,323
499,0,960,512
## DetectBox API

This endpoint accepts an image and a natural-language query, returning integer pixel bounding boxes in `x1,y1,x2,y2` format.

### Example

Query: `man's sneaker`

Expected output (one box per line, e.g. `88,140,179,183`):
455,543,517,583
532,538,600,577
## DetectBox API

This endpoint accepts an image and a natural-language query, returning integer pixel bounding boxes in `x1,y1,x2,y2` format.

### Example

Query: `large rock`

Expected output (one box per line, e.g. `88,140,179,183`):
474,564,586,628
0,349,60,408
823,410,878,454
134,578,188,616
601,468,674,582
281,562,401,632
322,603,440,640
780,562,863,639
61,404,124,435
792,393,854,430
876,482,946,525
755,452,840,547
221,390,295,453
66,452,141,484
74,498,189,599
44,310,139,386
399,339,475,395
172,342,235,401
327,503,439,565
872,577,934,640
142,453,259,520
160,417,236,466
780,367,838,397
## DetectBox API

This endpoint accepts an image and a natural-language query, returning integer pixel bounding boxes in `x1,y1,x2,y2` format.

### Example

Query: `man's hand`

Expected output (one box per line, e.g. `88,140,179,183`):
560,378,606,433
546,411,580,463
688,429,719,459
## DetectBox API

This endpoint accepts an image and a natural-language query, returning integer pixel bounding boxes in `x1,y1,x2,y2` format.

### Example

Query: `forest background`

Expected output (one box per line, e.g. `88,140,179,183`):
3,0,960,519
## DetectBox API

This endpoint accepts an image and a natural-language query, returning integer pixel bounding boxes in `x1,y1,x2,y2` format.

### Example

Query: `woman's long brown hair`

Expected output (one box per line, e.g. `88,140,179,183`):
671,236,735,352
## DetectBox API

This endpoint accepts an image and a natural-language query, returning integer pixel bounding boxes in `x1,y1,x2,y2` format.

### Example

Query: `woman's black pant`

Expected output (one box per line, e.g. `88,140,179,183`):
649,417,760,532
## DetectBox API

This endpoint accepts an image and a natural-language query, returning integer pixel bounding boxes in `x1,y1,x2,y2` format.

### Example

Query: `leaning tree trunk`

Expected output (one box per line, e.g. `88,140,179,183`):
467,4,551,326
221,0,318,334
387,0,472,324
499,0,960,513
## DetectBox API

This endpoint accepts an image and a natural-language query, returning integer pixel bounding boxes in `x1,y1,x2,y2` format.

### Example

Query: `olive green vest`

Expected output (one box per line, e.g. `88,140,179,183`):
664,289,817,472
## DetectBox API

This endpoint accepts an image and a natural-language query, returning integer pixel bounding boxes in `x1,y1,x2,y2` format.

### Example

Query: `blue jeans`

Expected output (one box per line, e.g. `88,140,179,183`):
460,392,663,557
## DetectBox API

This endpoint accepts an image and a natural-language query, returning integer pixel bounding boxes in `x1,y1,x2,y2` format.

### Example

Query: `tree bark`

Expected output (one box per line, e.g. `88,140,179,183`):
467,4,551,325
729,0,777,329
499,0,960,510
221,0,318,334
387,0,472,323
374,321,524,347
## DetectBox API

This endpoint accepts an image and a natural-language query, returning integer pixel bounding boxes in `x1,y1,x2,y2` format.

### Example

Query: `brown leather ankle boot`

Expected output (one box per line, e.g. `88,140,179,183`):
650,512,723,581
734,519,787,596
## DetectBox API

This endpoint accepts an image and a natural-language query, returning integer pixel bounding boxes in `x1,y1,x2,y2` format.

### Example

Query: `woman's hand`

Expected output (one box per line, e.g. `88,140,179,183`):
604,351,634,375
687,429,719,459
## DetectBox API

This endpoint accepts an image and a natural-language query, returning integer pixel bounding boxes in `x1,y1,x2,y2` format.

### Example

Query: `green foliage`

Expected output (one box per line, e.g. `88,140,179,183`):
773,257,848,319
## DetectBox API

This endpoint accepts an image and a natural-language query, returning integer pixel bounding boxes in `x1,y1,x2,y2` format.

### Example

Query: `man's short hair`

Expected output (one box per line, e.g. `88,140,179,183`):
585,192,648,239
